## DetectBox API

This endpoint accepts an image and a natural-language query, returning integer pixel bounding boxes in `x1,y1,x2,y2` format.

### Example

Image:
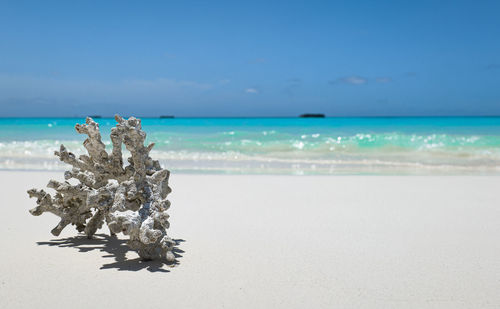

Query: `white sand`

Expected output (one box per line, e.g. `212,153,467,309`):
1,171,500,308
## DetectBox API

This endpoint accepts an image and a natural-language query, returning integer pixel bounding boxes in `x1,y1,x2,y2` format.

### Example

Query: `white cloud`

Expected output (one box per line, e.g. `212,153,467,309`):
245,88,259,94
375,77,392,83
0,74,213,101
330,75,392,85
330,76,367,85
341,76,367,85
122,78,212,91
0,74,216,116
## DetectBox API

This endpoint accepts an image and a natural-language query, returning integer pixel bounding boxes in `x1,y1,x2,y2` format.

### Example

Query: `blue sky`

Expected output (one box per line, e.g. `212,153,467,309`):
0,0,499,117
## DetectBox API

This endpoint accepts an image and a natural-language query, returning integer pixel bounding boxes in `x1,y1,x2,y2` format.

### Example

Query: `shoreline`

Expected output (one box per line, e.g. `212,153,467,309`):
2,166,500,176
2,116,499,175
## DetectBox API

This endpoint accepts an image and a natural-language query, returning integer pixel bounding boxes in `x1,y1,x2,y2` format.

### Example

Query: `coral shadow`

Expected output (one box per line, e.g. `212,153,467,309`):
37,234,185,272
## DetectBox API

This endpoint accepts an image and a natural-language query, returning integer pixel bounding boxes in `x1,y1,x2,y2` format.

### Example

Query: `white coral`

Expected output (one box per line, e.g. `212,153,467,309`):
27,115,175,262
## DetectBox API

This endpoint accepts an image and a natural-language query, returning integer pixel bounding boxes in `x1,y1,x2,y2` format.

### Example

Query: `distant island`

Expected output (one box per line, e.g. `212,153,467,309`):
299,113,325,118
160,115,175,119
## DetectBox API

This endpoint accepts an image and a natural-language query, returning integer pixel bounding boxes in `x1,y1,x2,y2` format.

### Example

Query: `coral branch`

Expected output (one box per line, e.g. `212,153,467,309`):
27,115,175,261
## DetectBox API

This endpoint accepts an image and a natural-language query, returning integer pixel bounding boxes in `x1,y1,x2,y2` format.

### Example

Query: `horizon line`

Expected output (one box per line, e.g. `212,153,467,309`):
1,115,500,119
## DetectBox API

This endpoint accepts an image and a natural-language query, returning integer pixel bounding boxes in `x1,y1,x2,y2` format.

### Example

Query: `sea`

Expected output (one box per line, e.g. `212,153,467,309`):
1,117,499,175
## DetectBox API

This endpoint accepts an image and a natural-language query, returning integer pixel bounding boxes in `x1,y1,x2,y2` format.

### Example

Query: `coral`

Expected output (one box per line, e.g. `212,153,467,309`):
27,115,175,262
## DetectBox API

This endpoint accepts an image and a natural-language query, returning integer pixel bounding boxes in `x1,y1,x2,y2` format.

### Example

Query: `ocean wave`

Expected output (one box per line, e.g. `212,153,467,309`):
0,131,499,174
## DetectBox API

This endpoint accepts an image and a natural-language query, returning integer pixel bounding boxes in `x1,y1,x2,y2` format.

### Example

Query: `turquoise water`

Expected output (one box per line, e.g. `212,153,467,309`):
1,117,500,174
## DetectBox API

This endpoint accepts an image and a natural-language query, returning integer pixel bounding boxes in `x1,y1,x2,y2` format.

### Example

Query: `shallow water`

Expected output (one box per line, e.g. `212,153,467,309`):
1,117,499,174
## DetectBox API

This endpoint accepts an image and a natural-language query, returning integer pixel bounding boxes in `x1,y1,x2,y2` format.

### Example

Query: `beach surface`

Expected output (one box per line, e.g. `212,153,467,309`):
1,171,499,308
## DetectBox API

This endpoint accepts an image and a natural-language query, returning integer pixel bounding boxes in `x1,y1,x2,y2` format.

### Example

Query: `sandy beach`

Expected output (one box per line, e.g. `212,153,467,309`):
0,171,498,308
